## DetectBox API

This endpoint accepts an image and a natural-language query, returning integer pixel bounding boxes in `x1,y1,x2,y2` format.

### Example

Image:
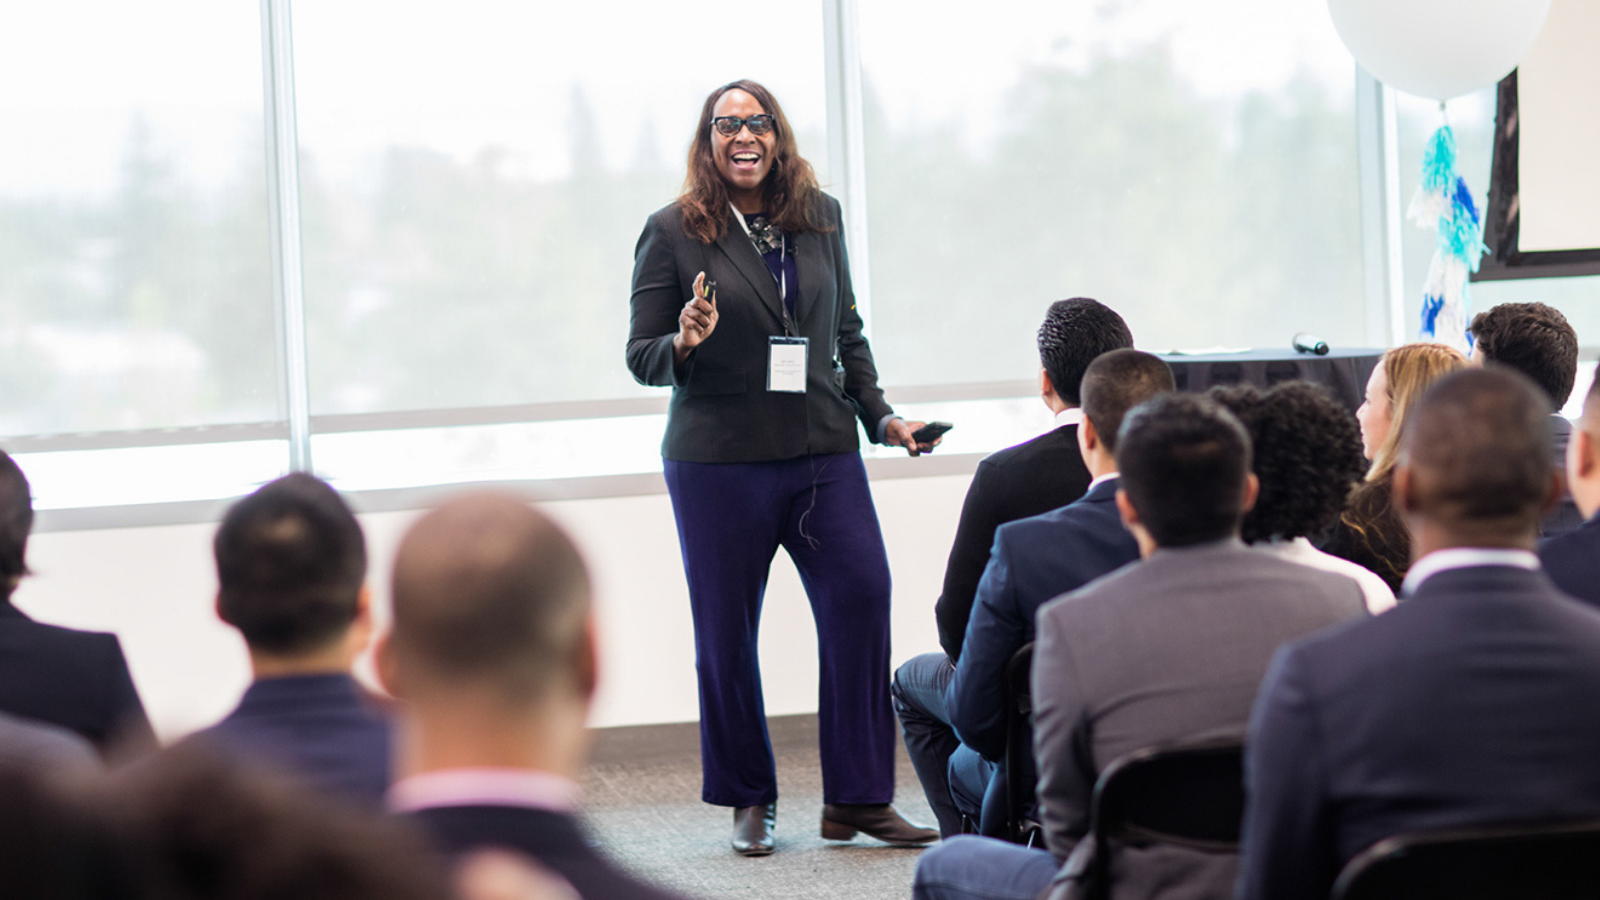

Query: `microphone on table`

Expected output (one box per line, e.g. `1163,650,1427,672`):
1292,332,1329,356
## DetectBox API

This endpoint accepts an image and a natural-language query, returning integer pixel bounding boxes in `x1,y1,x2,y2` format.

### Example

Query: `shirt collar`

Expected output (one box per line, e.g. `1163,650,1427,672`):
1055,407,1084,429
1088,471,1119,490
1400,547,1540,597
388,768,581,815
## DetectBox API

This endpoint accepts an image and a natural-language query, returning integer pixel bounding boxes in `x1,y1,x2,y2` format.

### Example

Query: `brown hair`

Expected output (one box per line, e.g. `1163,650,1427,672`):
678,79,828,244
1365,342,1468,484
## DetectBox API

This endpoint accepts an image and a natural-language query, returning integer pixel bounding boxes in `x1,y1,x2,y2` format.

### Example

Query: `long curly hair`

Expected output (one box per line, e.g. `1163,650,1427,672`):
678,79,828,244
1209,382,1367,544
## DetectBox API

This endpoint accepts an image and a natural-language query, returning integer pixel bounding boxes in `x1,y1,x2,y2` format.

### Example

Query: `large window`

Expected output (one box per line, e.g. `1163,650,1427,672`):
14,1,1573,517
859,0,1366,387
0,3,284,508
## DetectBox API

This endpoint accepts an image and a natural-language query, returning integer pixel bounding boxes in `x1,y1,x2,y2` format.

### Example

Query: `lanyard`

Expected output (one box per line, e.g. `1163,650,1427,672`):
731,205,786,305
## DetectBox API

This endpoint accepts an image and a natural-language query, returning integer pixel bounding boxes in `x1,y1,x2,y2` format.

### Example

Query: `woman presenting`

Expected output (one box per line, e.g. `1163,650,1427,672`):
626,79,938,856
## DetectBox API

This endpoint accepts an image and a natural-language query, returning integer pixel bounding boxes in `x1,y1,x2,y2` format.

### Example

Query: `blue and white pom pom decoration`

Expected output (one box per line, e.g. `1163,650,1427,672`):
1406,123,1487,350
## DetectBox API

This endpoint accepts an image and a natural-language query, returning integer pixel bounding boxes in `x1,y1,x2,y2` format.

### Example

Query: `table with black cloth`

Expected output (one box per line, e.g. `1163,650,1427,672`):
1159,347,1384,414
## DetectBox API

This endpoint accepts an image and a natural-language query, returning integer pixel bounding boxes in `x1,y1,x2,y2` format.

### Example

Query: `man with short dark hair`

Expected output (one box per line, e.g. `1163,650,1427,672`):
895,350,1171,837
1541,374,1600,604
1469,301,1583,534
384,493,697,900
1238,368,1600,900
933,297,1133,660
913,395,1365,900
190,472,390,807
0,449,154,757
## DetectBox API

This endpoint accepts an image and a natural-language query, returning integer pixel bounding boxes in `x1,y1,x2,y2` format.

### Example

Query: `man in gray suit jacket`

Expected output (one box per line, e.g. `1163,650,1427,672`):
913,393,1366,900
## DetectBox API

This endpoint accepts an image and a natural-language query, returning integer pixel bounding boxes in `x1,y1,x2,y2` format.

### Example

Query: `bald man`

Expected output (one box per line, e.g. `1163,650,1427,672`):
381,494,696,900
1238,368,1600,900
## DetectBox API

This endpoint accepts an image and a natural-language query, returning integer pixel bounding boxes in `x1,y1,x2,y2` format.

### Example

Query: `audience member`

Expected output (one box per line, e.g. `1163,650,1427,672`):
1238,367,1600,900
0,743,449,900
1210,382,1394,613
1539,373,1600,604
895,350,1169,838
188,473,392,808
0,449,154,758
382,492,698,900
913,394,1365,900
934,297,1133,661
0,710,97,774
1323,343,1466,592
1469,301,1583,535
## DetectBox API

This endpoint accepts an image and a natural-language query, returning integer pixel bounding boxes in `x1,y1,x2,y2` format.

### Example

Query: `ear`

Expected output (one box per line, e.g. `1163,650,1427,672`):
1040,367,1057,401
348,585,376,652
1077,415,1098,465
1240,472,1260,514
1575,428,1598,480
1115,487,1141,530
374,631,402,699
575,613,600,701
1394,464,1420,516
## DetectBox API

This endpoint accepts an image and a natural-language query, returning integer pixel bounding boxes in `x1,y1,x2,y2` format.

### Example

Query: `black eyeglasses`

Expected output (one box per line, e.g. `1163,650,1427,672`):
710,114,776,136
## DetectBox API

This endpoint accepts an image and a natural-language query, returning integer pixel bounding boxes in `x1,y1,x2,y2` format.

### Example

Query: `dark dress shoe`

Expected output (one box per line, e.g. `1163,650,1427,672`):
732,803,776,856
820,803,939,846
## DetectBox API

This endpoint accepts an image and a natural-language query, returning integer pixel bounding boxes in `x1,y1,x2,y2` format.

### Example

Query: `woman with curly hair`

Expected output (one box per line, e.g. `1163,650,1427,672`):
1321,343,1468,593
625,80,937,855
1209,382,1394,613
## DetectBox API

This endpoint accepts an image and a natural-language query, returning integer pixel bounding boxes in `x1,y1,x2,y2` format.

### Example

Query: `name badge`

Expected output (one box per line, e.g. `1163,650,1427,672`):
768,336,808,393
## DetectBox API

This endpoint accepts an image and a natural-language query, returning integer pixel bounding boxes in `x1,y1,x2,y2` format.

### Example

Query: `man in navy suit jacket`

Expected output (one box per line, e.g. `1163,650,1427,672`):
933,297,1132,661
896,350,1170,836
382,493,698,900
189,473,391,808
1239,367,1600,900
0,450,154,757
1539,373,1600,605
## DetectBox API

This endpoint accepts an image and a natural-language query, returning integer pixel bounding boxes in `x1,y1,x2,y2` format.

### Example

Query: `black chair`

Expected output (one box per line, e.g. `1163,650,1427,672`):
1000,641,1039,845
1057,735,1245,900
1332,819,1600,900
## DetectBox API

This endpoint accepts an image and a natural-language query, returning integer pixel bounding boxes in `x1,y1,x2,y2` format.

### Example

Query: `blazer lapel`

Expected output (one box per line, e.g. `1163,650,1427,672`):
792,228,823,325
713,211,785,330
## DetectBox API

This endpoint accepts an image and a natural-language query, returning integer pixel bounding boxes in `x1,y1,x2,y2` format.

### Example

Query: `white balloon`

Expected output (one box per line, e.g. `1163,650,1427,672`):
1328,0,1553,100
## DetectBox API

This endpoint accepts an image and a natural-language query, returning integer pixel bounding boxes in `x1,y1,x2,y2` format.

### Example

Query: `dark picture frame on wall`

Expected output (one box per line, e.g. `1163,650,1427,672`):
1477,70,1600,281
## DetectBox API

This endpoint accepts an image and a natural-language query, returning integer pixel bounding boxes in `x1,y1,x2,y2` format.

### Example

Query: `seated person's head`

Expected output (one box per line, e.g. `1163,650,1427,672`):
214,473,369,663
1210,382,1365,545
1359,342,1468,480
0,450,32,600
1568,375,1600,520
382,493,594,713
1395,367,1560,549
0,745,447,900
1469,301,1579,410
1037,297,1133,409
1114,393,1256,550
1078,349,1175,462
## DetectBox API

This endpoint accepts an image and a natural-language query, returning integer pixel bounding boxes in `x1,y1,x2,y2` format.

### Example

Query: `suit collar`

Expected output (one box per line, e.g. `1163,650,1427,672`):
714,209,786,329
0,600,29,621
1401,548,1539,597
1083,475,1120,502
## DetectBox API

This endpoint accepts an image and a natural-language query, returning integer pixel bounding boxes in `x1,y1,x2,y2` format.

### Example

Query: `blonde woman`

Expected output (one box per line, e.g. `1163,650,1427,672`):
1323,343,1468,592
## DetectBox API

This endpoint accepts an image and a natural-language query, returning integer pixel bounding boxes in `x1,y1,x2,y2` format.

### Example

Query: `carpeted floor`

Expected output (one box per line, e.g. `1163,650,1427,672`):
581,716,936,900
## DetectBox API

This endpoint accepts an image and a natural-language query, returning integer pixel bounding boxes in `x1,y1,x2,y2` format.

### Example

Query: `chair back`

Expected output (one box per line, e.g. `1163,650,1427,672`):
1059,735,1245,900
1332,819,1600,900
1094,736,1245,852
1001,641,1037,844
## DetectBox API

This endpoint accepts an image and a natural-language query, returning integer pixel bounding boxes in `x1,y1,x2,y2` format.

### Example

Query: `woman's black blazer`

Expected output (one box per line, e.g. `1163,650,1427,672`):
627,194,894,463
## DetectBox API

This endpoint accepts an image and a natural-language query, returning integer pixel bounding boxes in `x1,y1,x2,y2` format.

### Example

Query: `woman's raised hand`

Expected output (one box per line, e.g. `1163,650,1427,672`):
673,271,719,362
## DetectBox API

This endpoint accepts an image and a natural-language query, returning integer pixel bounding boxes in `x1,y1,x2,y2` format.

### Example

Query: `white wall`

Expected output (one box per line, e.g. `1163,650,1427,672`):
16,473,971,740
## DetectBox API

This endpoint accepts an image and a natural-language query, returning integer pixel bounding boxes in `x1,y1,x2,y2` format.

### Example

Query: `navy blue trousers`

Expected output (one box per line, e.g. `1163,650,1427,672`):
664,452,896,808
